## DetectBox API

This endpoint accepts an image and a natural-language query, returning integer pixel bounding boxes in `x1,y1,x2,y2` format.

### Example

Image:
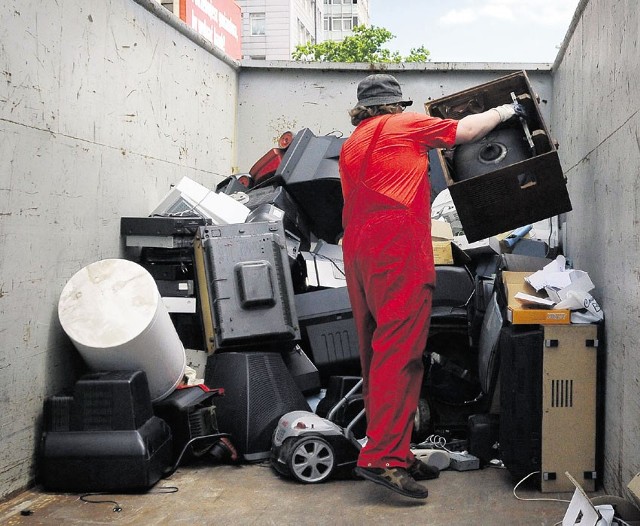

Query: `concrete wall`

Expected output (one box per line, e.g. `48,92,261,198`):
0,0,237,498
236,62,554,172
552,0,640,497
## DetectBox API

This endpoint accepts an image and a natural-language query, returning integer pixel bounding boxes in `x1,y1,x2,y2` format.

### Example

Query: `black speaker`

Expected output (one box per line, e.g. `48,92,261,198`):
204,352,310,461
453,127,531,182
499,325,544,481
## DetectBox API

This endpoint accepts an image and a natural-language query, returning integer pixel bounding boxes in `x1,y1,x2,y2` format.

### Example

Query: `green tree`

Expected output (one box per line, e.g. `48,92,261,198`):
292,25,430,63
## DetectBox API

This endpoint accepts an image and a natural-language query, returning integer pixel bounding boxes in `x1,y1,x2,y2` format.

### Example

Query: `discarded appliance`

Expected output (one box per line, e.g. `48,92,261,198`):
153,384,233,465
152,175,250,225
499,324,599,492
425,70,572,243
205,351,310,462
40,370,173,492
57,258,186,402
271,378,364,484
294,286,360,382
273,128,346,243
193,221,300,352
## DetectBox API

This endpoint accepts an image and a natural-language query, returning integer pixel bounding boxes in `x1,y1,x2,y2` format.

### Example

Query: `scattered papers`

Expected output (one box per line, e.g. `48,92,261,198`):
514,292,555,308
518,256,603,323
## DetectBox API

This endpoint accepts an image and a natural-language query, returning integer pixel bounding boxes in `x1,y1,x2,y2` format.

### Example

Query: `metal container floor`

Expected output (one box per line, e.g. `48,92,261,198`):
0,459,596,525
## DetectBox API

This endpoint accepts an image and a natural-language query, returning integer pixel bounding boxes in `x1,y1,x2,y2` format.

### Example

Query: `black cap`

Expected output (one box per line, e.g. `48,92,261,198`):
355,74,413,108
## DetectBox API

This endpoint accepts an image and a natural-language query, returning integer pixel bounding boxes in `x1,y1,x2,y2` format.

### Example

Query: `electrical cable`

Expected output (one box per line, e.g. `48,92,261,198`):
413,434,454,454
79,493,123,513
512,471,571,503
79,486,179,513
162,432,231,479
313,253,345,277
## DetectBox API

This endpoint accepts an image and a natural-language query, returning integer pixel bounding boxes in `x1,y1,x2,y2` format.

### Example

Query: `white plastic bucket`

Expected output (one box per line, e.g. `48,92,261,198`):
58,258,186,402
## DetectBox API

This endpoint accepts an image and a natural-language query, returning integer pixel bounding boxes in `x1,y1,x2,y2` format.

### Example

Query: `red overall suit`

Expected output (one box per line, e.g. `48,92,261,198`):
338,112,458,469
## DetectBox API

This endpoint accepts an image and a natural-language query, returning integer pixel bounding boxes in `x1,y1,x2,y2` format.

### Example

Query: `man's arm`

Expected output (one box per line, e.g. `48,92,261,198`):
454,103,521,145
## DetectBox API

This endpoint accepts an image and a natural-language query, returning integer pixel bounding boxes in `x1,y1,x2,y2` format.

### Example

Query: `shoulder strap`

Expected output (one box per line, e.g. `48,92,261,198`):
358,114,392,180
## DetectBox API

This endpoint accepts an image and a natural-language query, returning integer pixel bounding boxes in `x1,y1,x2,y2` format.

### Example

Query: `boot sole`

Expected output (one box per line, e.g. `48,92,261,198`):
354,467,428,499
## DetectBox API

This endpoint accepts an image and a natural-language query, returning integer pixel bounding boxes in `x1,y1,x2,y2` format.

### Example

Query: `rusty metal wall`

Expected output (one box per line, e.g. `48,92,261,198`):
552,0,640,498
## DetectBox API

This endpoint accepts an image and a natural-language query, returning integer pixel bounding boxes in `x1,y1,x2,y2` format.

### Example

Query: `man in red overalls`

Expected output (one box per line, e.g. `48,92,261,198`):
339,74,522,499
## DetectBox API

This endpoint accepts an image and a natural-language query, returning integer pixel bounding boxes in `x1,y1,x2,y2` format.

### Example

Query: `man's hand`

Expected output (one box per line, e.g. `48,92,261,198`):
492,102,527,123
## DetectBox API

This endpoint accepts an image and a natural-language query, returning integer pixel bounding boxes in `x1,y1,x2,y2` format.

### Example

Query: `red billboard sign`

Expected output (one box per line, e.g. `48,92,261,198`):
180,0,242,60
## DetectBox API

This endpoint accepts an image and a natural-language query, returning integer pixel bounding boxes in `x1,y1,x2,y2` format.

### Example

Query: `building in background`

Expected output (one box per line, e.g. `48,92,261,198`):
159,0,242,60
158,0,369,61
323,0,369,44
236,0,323,60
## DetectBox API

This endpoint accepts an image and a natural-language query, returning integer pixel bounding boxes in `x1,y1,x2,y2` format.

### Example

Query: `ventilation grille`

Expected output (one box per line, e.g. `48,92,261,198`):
551,379,574,408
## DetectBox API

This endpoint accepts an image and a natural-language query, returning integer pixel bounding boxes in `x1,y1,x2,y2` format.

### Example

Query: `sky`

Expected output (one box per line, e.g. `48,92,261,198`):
370,0,581,63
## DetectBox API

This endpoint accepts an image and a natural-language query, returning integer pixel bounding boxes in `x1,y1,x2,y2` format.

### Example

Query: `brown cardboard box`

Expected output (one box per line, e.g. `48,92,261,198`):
502,271,570,324
432,220,454,265
425,71,572,243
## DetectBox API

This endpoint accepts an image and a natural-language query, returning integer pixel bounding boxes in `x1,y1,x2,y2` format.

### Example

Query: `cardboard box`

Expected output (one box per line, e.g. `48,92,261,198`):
432,219,454,265
425,71,572,243
562,472,612,525
502,271,570,324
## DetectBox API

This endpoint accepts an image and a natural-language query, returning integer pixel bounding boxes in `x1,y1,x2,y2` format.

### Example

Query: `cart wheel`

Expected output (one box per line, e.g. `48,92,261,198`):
412,398,432,443
287,436,335,483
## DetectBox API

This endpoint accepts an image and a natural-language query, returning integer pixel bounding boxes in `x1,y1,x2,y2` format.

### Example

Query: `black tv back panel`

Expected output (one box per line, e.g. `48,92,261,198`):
204,352,310,461
198,221,300,349
274,128,346,243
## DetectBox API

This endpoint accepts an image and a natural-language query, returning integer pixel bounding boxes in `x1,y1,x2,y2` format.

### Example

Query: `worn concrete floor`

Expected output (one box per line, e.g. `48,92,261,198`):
0,459,593,526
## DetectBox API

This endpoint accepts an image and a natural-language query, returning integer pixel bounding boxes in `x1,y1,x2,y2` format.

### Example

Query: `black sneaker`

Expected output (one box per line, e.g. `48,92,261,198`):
407,458,440,481
354,466,428,499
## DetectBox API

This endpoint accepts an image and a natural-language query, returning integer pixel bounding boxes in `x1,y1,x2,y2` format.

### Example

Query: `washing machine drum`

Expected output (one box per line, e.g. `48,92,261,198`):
452,127,531,182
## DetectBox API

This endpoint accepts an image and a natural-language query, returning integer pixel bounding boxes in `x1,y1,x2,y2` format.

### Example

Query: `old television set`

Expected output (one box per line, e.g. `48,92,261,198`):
273,129,346,243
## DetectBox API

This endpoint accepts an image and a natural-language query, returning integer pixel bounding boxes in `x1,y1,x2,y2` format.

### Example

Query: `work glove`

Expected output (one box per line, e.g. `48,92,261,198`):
492,102,527,123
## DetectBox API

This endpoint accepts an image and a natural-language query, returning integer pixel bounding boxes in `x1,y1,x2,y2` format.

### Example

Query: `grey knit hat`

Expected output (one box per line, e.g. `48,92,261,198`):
355,74,413,107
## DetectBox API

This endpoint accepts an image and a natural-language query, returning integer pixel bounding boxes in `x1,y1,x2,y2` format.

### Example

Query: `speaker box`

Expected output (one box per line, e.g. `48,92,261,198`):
453,127,531,182
499,324,599,492
425,70,572,242
204,352,310,461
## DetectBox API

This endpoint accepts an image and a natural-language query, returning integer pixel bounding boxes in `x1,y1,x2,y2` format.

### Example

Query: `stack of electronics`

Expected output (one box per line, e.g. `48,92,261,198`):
114,71,578,477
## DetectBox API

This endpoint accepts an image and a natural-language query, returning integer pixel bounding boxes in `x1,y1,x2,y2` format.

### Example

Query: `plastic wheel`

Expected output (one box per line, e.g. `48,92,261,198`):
287,436,335,483
412,398,432,443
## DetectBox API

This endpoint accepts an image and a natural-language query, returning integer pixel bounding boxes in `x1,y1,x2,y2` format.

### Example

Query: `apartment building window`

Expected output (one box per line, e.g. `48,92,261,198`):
330,16,352,30
250,13,266,36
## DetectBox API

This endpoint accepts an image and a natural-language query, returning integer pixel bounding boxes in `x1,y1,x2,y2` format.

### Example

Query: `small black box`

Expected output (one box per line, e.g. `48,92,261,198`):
153,385,224,463
40,371,172,492
294,287,360,380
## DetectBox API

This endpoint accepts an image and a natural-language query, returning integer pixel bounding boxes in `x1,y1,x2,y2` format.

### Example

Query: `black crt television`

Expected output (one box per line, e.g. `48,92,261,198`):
274,128,346,244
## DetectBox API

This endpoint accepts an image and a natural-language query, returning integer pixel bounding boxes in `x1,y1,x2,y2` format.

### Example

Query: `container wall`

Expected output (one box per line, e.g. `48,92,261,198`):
0,0,237,498
552,0,640,496
236,63,554,173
